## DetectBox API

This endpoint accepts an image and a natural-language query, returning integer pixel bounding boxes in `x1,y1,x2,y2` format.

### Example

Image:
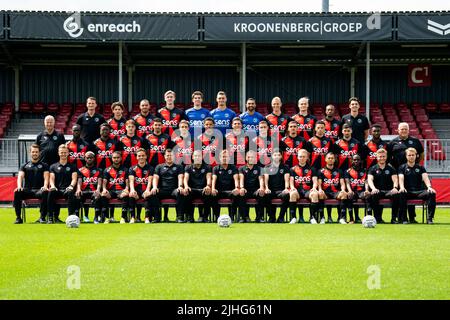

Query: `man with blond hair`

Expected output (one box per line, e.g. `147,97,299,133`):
157,90,187,136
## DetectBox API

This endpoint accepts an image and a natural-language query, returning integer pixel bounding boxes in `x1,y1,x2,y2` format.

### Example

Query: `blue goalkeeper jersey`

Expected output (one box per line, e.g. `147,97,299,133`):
240,111,265,133
185,107,211,137
210,107,236,137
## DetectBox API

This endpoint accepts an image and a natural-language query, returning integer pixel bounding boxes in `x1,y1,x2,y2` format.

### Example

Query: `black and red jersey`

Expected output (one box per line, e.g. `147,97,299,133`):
157,107,186,136
345,167,367,192
334,138,364,171
324,118,341,142
172,135,194,166
292,113,317,141
280,135,311,167
225,131,248,168
133,113,154,138
129,163,154,193
145,132,172,167
103,165,128,192
107,117,126,139
265,113,291,141
251,135,277,167
78,166,102,192
66,139,90,169
365,139,388,169
319,167,344,193
117,135,148,168
290,164,315,191
198,133,222,167
308,135,336,170
92,138,118,169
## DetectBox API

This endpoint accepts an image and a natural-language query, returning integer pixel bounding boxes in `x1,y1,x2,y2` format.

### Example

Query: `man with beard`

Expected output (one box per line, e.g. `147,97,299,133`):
117,120,149,169
66,124,90,169
334,124,365,172
76,97,105,144
225,117,248,168
289,149,320,224
133,99,155,138
101,151,130,224
344,154,370,224
280,120,311,168
240,98,264,134
92,123,118,170
365,124,388,170
146,117,172,168
197,117,222,168
128,149,156,224
323,104,341,142
13,144,49,224
75,151,103,223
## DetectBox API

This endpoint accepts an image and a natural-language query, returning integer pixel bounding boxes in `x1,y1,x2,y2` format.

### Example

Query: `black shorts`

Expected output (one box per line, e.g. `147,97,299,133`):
348,191,368,200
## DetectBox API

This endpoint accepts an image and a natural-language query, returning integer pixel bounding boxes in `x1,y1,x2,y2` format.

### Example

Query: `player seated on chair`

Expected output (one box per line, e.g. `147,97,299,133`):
211,150,240,222
367,148,400,224
398,148,437,224
344,154,370,224
101,151,130,224
263,149,290,223
183,150,213,223
150,148,185,223
75,151,103,223
238,150,266,223
289,149,320,224
47,144,78,224
317,152,348,224
128,148,157,224
13,144,49,224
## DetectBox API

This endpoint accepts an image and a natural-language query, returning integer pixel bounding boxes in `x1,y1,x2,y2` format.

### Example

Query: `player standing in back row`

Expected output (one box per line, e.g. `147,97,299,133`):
210,91,236,137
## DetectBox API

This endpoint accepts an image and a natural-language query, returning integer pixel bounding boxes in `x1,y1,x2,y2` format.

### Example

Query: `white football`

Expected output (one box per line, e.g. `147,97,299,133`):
362,215,377,228
66,215,80,228
217,214,232,228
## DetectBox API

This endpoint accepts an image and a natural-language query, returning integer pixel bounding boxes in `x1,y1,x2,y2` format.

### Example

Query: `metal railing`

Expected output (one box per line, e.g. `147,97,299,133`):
0,137,449,174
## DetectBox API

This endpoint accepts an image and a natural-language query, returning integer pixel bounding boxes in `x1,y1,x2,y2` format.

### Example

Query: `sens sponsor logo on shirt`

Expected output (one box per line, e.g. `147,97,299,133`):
124,146,140,152
323,178,339,185
295,175,311,184
313,147,329,154
150,145,166,152
83,176,98,184
135,177,149,184
163,119,179,126
340,150,357,157
110,177,125,184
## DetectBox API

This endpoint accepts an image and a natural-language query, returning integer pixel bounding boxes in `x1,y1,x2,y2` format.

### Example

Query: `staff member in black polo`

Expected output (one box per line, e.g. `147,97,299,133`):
387,122,424,222
398,148,437,224
76,96,106,144
340,97,370,144
367,148,399,224
13,144,49,224
47,144,78,223
35,115,66,167
150,148,185,223
387,122,424,169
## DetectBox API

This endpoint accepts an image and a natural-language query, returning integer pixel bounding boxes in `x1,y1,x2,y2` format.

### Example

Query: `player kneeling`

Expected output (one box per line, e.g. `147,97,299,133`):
289,149,319,224
128,148,157,224
75,151,103,223
317,152,348,224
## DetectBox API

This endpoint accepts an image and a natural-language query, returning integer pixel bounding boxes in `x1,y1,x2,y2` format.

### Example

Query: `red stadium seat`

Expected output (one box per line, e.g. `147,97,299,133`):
400,115,414,122
19,102,32,113
47,102,59,113
415,114,429,122
32,102,46,113
425,103,438,113
409,128,420,136
439,103,450,113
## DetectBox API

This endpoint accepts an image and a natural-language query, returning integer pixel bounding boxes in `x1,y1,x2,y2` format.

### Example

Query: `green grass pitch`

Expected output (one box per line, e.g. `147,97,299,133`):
0,206,449,300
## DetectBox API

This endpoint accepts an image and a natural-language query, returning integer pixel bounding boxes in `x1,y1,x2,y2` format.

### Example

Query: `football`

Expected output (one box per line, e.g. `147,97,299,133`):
362,215,377,228
66,215,80,228
217,214,232,228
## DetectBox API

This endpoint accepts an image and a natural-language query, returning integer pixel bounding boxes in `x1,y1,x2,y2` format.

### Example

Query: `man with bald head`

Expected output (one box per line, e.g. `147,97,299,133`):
387,122,424,169
266,96,292,142
35,115,66,166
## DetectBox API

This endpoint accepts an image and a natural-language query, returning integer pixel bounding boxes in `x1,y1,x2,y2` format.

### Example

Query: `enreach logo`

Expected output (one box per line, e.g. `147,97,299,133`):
427,20,450,35
63,13,83,38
